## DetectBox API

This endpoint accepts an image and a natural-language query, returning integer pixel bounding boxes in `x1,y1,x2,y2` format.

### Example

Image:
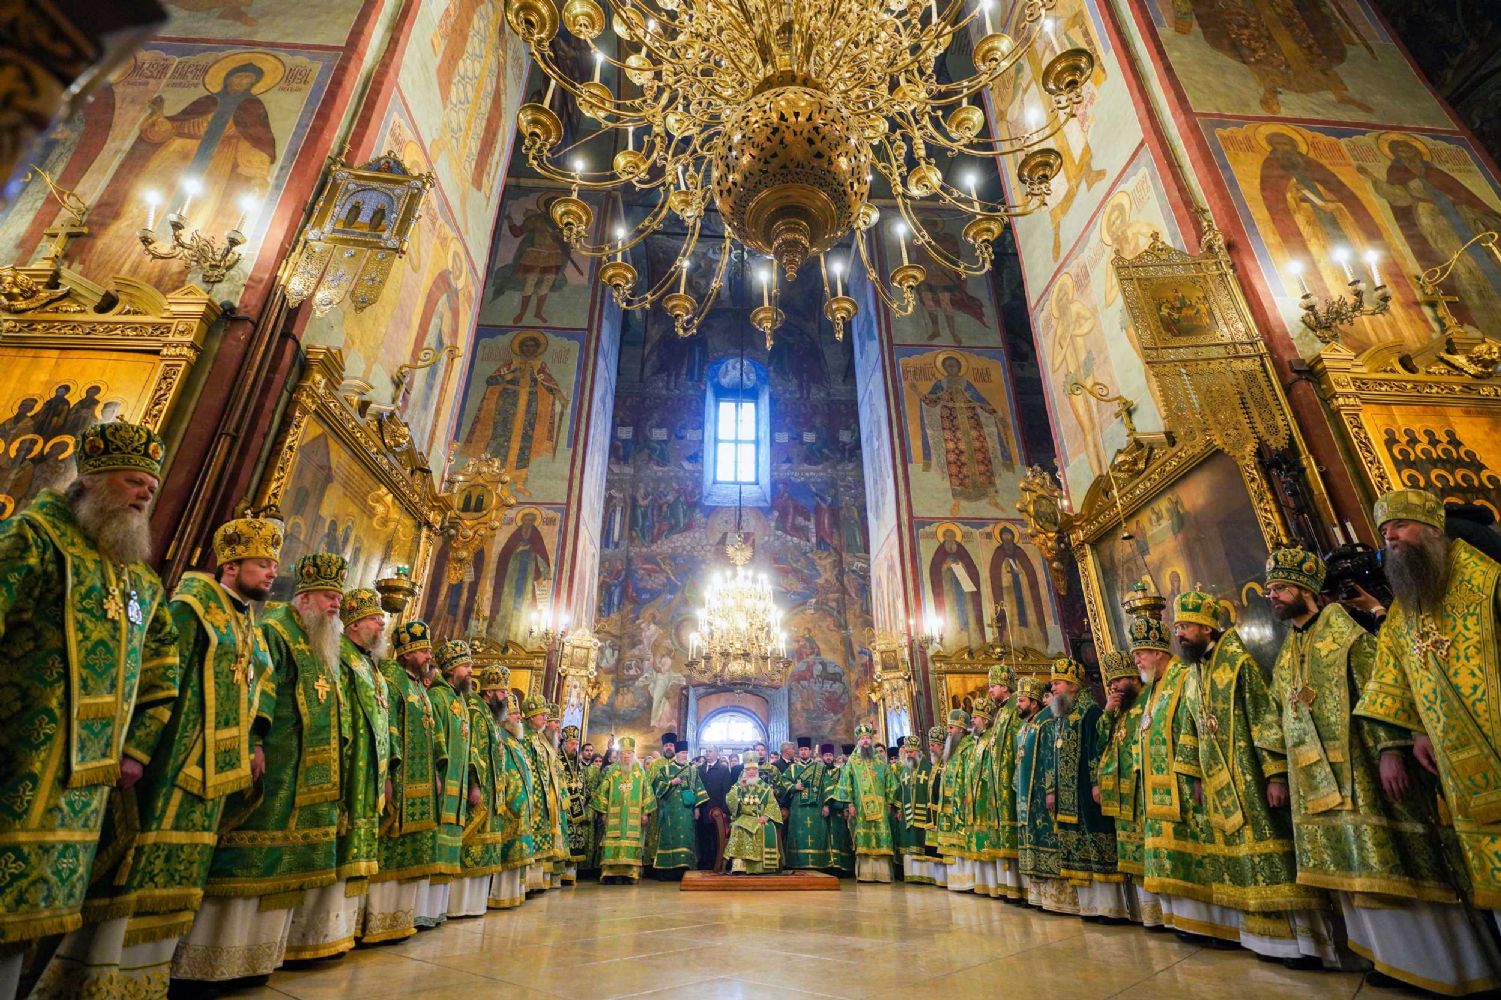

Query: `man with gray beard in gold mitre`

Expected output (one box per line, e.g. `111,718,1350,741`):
0,421,179,999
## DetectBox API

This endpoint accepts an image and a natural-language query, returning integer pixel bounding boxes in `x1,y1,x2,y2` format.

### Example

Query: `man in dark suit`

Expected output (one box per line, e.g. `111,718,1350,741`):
697,746,737,871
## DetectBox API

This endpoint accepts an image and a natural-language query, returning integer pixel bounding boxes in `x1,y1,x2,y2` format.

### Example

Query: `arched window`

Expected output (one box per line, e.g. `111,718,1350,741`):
703,357,770,506
698,707,767,749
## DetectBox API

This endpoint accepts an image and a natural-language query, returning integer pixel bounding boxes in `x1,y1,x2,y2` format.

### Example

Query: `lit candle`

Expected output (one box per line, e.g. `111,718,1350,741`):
679,258,690,294
572,156,586,177
832,258,845,298
1363,248,1382,286
144,190,161,230
1334,247,1355,283
614,224,626,262
592,49,604,84
543,77,557,108
980,0,994,34
178,177,202,217
965,171,978,202
234,194,259,233
1289,259,1309,296
894,221,910,266
760,266,770,307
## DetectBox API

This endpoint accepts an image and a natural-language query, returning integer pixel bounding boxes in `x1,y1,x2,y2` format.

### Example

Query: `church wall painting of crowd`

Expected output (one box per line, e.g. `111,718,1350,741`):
0,41,338,300
1207,121,1501,358
1087,452,1277,666
1355,401,1501,517
0,363,147,519
591,269,874,748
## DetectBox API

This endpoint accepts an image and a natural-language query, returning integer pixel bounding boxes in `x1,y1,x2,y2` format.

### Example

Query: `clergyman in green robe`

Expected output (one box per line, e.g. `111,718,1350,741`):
593,738,656,882
560,725,596,875
1016,677,1073,914
782,738,830,869
1094,649,1160,927
364,619,439,944
833,724,898,883
0,422,179,996
897,736,934,884
488,688,537,909
726,758,782,874
174,552,347,984
424,639,476,926
1173,588,1332,963
284,586,391,962
34,513,277,998
1048,656,1130,920
1270,543,1501,992
822,744,854,874
652,747,707,875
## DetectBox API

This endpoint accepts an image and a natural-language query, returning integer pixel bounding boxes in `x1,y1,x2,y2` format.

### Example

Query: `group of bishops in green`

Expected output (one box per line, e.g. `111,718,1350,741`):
0,421,579,1000
881,487,1501,998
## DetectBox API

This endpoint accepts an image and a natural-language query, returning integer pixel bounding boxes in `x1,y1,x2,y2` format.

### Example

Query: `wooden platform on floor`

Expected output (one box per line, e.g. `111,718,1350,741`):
681,870,841,891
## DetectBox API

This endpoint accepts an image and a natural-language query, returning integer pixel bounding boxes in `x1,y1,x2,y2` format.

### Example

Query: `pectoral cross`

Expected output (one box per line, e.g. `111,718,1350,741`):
231,654,251,686
314,674,332,703
1412,619,1452,664
103,588,124,621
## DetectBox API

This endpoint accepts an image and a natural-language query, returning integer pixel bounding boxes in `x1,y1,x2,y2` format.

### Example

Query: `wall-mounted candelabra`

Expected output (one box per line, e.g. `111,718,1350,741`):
1289,248,1391,344
137,178,260,286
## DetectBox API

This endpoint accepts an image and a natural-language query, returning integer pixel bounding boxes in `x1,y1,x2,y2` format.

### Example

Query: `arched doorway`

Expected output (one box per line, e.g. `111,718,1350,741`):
697,707,767,753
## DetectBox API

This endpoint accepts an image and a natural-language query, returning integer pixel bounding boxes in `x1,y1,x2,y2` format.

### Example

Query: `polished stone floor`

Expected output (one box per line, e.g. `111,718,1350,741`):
242,881,1389,1000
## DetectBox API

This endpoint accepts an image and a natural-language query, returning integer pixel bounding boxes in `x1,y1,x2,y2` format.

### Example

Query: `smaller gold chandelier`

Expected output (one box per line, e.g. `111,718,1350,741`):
688,533,791,688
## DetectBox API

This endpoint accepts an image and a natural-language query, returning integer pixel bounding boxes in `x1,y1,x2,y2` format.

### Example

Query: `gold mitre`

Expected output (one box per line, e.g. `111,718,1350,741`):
1173,587,1222,629
1373,488,1444,530
212,516,284,564
1101,650,1136,684
1265,546,1325,594
1050,657,1085,686
78,420,166,478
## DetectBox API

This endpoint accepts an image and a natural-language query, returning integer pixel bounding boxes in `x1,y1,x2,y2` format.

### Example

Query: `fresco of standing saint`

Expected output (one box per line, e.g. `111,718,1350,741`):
460,330,569,495
912,352,1017,516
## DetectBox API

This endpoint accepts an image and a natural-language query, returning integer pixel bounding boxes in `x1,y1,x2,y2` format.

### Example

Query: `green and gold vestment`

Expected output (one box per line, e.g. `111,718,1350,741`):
426,676,471,879
525,729,569,866
726,780,781,873
984,699,1023,859
497,727,537,871
372,661,437,883
593,761,655,873
205,604,339,899
1096,693,1149,875
1194,629,1321,913
1356,540,1501,907
822,763,853,871
1016,714,1061,879
932,735,974,859
459,695,507,877
1048,689,1119,882
336,638,390,882
0,489,178,945
561,749,594,866
781,758,829,868
1275,603,1456,901
833,754,896,857
651,758,706,869
84,572,266,944
1137,657,1218,904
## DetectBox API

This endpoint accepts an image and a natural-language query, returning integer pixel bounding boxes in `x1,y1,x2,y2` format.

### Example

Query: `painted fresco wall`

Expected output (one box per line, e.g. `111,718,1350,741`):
589,248,875,749
0,0,530,572
1123,0,1501,360
422,167,619,656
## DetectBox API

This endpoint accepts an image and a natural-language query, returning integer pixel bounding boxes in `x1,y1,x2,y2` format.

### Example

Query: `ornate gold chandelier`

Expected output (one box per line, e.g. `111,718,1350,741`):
504,0,1093,345
688,534,792,687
